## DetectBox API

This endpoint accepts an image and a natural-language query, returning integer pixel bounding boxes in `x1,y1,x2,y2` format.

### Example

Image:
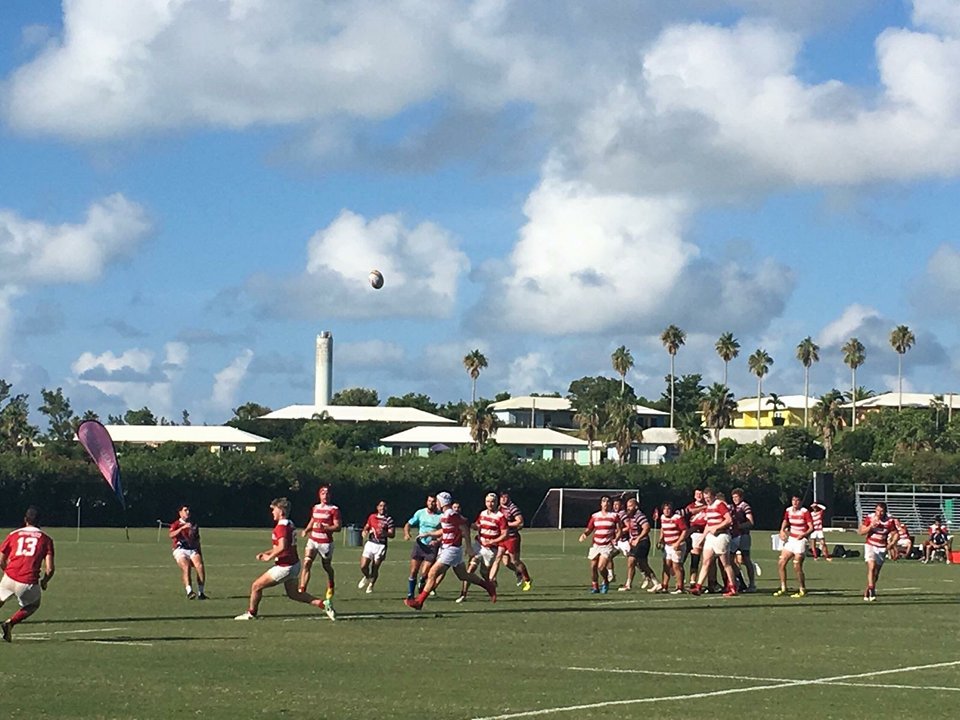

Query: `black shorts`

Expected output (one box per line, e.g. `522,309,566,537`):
410,539,439,563
628,538,651,560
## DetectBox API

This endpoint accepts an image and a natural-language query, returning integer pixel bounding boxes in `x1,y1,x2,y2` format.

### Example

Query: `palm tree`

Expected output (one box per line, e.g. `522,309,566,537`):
747,349,773,442
574,404,601,466
675,412,707,453
795,336,820,428
700,383,736,462
462,349,488,404
604,396,642,465
890,325,916,411
812,390,844,463
841,337,866,429
610,345,634,395
715,332,740,387
461,402,499,451
660,325,686,429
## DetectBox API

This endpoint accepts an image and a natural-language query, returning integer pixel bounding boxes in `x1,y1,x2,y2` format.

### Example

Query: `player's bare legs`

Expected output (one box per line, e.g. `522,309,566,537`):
298,548,317,593
741,548,756,588
775,549,792,594
319,555,335,598
190,554,207,596
176,554,194,595
1,597,41,641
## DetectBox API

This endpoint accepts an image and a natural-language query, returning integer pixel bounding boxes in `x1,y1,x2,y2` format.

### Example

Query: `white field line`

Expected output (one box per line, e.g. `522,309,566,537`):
828,681,960,693
16,626,127,638
567,667,786,683
470,660,960,720
88,640,153,647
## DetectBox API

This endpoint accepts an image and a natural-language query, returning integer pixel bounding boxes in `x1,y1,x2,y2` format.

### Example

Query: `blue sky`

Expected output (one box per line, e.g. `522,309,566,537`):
2,0,960,424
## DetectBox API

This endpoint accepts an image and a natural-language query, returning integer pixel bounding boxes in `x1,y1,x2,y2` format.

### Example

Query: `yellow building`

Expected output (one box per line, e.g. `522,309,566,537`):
733,395,819,429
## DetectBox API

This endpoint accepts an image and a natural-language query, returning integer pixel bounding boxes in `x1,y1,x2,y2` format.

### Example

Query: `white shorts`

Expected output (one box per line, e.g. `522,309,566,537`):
704,533,731,555
864,545,887,565
474,545,498,568
897,537,911,548
361,541,387,562
0,574,41,607
588,545,614,561
784,537,807,557
663,544,687,564
690,531,706,550
616,540,631,556
305,540,334,559
267,561,301,584
810,530,825,540
437,545,464,567
173,548,200,562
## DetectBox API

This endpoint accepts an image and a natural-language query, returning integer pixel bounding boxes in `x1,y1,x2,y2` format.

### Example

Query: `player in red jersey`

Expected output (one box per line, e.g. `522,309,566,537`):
457,493,509,603
657,501,689,593
235,498,332,621
689,487,738,597
579,495,620,594
682,488,707,582
893,517,913,559
404,492,496,610
358,500,395,594
499,491,533,591
859,502,899,601
169,504,207,599
0,507,55,643
729,488,758,591
299,485,341,605
775,495,813,598
808,502,832,561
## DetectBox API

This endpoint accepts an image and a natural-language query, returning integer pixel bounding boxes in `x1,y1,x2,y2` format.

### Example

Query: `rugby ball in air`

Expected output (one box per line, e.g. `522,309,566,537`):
369,269,384,289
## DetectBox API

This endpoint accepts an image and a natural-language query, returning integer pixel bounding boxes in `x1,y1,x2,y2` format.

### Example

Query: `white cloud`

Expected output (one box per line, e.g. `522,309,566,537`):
507,352,554,395
913,0,960,36
0,194,151,284
71,346,178,416
208,348,253,413
485,172,792,335
818,304,883,349
911,244,960,316
246,209,469,320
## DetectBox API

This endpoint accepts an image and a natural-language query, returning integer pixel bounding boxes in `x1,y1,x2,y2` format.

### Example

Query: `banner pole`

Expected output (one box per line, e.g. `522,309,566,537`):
76,497,81,543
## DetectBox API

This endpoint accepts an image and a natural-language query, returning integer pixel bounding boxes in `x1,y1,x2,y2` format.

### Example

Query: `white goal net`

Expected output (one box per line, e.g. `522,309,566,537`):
529,488,639,529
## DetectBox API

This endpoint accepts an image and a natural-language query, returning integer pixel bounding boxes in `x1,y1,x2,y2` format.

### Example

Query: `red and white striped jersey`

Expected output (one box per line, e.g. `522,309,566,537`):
810,504,825,531
684,500,707,529
272,519,299,567
783,507,813,539
365,513,394,545
586,511,619,546
704,500,731,533
440,508,467,547
620,510,650,540
660,513,688,546
500,501,523,537
170,519,201,551
730,501,752,537
894,518,911,540
475,510,508,547
308,503,341,544
864,515,898,548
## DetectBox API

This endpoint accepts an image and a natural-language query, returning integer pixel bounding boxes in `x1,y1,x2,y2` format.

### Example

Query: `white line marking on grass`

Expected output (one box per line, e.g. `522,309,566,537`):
566,667,786,683
471,660,960,719
17,626,127,638
88,640,154,647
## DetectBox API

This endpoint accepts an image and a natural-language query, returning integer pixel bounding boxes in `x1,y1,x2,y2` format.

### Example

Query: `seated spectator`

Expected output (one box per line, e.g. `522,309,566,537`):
923,516,952,564
893,518,913,560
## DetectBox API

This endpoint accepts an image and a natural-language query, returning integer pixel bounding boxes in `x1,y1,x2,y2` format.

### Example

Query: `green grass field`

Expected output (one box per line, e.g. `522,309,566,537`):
2,527,958,719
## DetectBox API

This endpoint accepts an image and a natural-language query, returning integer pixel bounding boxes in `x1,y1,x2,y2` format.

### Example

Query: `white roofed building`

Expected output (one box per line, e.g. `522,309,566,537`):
378,425,590,464
92,425,270,453
262,404,455,424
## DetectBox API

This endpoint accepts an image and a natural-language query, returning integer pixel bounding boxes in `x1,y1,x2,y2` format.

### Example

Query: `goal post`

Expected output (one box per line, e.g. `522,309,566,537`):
529,487,639,529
